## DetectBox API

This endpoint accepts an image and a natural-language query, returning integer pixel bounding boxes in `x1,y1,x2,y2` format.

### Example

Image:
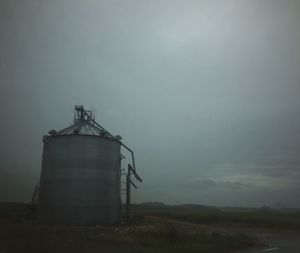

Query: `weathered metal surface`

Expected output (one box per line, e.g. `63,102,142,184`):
37,135,121,224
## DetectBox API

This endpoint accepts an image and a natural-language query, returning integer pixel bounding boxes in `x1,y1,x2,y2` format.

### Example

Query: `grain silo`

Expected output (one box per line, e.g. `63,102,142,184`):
37,105,141,224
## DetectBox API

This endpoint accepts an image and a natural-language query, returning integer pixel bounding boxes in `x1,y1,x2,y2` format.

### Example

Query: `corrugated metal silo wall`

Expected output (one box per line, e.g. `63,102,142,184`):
37,135,121,224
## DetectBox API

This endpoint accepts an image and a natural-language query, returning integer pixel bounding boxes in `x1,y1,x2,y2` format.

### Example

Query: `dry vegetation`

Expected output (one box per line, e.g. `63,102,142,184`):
2,203,299,253
132,204,300,230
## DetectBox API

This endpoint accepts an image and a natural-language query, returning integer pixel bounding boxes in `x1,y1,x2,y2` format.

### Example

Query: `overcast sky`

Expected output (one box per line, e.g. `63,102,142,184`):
1,0,300,207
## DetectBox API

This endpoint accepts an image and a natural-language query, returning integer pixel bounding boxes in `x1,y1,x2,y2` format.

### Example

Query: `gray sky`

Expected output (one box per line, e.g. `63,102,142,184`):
1,0,300,207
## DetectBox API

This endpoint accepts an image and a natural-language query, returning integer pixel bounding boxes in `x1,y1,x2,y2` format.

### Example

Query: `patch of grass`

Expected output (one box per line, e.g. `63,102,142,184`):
132,204,300,230
6,203,292,252
0,215,255,253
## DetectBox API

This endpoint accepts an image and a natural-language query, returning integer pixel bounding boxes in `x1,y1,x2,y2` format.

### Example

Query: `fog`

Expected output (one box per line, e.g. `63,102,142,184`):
1,0,300,207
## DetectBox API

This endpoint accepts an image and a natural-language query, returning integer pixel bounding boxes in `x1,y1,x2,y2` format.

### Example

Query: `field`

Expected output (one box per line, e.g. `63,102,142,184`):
0,203,299,253
132,204,300,230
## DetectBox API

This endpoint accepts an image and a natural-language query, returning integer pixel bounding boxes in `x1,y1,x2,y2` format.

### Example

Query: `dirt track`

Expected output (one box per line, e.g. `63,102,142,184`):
147,216,300,253
237,231,300,253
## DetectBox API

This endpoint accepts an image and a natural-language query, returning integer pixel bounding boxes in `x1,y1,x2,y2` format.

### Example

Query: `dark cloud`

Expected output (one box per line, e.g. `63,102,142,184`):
245,164,300,179
182,178,218,189
180,177,254,191
221,181,251,190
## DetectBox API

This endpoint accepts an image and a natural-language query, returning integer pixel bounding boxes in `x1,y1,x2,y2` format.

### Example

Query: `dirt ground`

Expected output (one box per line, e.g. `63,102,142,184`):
1,203,299,253
148,216,300,253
